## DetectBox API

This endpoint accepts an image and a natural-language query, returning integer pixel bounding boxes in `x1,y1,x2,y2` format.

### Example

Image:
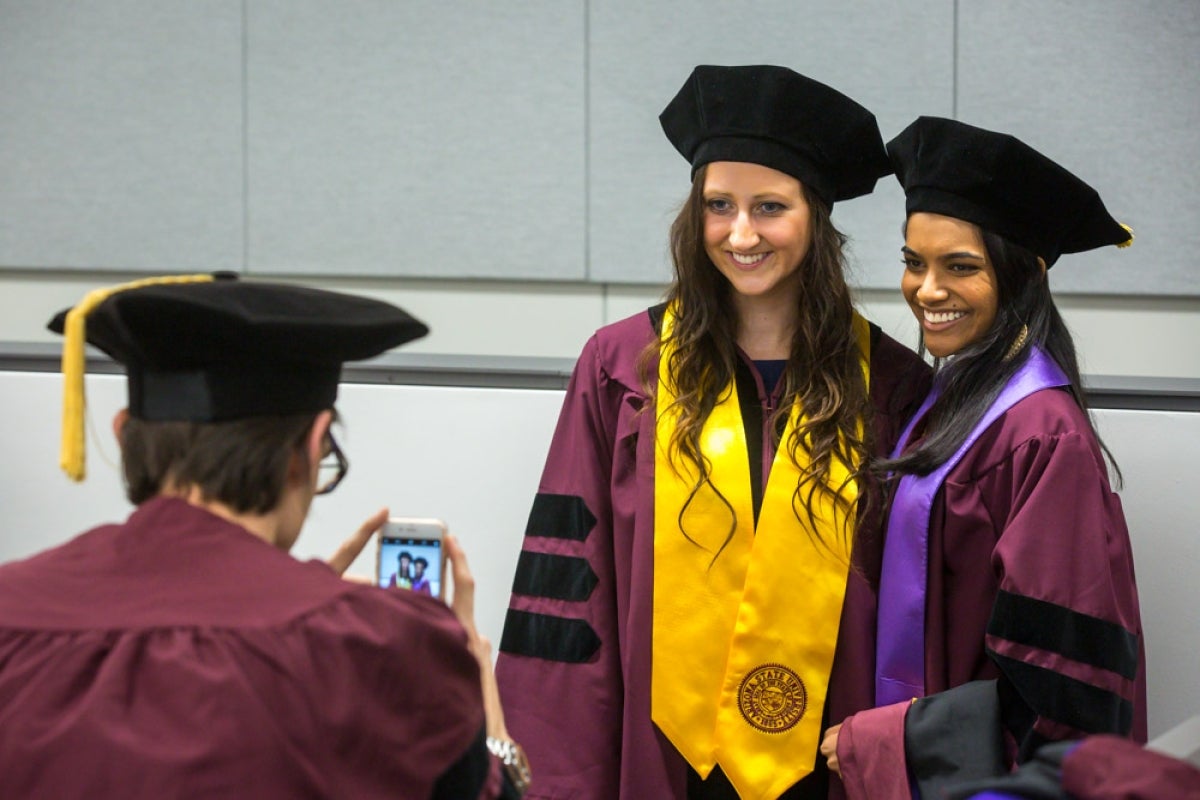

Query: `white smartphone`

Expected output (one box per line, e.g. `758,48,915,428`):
376,517,447,598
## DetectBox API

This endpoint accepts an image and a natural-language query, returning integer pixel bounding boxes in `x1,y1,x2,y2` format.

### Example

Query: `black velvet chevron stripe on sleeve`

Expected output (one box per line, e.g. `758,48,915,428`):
524,493,597,542
499,609,601,663
511,551,598,602
988,651,1134,735
988,589,1139,680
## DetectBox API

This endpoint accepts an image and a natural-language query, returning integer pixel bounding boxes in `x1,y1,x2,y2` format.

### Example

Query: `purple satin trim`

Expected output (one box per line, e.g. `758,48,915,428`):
874,348,1069,707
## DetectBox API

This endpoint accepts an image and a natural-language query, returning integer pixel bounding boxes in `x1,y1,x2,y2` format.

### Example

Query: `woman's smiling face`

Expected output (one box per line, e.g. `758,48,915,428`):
702,161,813,304
901,212,1000,358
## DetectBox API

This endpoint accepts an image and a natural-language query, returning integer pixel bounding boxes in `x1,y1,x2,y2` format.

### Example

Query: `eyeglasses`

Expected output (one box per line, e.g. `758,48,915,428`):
315,432,349,495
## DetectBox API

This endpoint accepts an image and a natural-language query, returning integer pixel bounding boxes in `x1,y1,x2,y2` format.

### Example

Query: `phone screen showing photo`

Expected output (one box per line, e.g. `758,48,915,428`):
378,535,443,598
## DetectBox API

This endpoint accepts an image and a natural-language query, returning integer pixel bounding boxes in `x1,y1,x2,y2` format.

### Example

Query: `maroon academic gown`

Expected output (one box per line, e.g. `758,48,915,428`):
1054,736,1199,799
0,497,497,799
838,387,1147,800
495,307,931,799
947,735,1200,800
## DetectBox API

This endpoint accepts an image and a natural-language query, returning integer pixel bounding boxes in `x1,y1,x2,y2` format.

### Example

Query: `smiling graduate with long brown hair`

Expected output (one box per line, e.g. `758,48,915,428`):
495,65,931,800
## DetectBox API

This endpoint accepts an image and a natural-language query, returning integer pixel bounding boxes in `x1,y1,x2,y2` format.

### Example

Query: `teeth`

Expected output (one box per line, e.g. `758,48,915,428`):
924,309,966,324
731,252,767,265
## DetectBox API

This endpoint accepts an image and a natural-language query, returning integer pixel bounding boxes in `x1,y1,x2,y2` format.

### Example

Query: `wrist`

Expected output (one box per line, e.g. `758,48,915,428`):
486,736,532,796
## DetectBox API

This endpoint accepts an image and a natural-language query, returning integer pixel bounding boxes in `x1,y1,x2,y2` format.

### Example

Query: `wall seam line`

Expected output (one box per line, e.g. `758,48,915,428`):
241,0,250,273
584,0,593,292
952,0,959,119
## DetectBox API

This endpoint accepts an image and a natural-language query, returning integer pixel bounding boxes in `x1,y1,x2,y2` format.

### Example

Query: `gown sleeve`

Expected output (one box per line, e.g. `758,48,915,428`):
976,426,1143,753
301,586,495,798
908,424,1145,796
495,334,627,800
943,734,1200,800
839,401,1145,800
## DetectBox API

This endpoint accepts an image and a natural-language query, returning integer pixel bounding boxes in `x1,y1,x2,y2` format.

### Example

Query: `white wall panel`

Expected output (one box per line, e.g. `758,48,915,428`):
1098,408,1200,735
0,371,565,681
0,1,244,271
245,1,586,280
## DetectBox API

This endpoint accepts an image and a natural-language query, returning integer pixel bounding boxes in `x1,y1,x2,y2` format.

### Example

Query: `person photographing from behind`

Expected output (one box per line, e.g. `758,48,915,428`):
0,274,530,798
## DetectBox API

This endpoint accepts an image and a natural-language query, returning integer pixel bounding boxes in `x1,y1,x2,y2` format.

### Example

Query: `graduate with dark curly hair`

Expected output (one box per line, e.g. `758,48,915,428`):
824,118,1147,800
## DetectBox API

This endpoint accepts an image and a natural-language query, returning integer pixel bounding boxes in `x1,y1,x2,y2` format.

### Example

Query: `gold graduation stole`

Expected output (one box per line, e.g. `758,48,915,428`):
651,305,870,800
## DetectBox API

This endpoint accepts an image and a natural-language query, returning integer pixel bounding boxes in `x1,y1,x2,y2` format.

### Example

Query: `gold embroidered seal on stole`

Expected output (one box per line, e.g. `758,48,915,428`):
737,663,807,734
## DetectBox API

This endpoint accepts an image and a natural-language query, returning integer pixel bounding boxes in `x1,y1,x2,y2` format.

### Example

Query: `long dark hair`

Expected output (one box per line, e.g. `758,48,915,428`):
878,229,1120,484
640,164,874,557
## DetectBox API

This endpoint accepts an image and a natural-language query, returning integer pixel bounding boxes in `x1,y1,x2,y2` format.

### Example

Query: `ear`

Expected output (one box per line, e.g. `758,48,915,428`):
1037,256,1048,277
288,409,334,484
111,408,130,442
306,410,334,464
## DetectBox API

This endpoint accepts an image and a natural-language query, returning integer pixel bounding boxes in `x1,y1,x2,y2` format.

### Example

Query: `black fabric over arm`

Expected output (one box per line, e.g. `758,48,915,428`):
432,725,490,800
941,741,1072,800
905,680,1007,799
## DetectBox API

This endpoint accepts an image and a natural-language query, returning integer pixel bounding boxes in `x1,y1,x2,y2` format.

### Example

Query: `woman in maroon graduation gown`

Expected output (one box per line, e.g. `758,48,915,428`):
824,117,1147,800
494,65,930,800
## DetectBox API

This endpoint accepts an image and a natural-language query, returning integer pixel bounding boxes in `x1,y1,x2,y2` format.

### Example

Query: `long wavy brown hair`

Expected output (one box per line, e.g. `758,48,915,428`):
641,164,874,558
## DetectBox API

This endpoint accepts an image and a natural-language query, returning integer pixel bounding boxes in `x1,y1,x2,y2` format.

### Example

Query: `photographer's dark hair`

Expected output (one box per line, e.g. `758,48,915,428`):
878,229,1120,484
119,413,323,513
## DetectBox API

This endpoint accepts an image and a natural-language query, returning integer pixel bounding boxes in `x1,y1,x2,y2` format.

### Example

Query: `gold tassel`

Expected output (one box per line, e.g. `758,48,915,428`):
60,274,216,482
1117,224,1134,249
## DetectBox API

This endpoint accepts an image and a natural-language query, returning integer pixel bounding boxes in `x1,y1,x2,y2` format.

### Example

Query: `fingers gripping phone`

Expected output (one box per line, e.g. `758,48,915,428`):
377,517,447,599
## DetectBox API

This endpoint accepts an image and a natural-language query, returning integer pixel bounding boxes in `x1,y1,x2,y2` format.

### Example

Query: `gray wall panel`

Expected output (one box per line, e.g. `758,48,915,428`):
2,1,1193,298
958,0,1200,296
0,1,245,272
246,1,586,279
587,0,955,287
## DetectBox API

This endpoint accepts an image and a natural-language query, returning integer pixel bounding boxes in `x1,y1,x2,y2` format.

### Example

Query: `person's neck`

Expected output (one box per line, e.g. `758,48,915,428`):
733,293,798,360
164,485,286,549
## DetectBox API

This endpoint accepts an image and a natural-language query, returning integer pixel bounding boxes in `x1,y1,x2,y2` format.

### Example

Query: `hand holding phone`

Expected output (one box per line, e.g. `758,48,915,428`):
327,507,390,578
376,517,447,598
